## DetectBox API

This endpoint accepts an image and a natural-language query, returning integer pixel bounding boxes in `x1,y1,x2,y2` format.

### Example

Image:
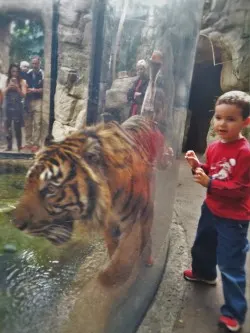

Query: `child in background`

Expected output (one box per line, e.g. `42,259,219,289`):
184,91,250,332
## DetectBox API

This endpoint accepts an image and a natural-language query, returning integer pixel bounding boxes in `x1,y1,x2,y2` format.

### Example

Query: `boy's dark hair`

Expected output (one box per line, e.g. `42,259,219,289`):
216,90,250,119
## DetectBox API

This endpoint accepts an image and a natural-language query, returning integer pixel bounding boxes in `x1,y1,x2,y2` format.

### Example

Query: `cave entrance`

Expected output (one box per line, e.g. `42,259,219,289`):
184,35,223,153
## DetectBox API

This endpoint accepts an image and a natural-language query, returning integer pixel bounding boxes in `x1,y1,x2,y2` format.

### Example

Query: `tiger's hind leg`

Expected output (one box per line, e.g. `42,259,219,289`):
99,221,142,286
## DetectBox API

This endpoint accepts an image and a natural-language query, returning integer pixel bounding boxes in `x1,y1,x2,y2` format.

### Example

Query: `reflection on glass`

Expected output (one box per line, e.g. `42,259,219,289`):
127,59,149,117
0,15,44,154
0,0,205,332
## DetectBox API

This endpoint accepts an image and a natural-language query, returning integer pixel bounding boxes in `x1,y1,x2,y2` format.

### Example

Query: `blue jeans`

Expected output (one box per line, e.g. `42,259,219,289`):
191,203,249,324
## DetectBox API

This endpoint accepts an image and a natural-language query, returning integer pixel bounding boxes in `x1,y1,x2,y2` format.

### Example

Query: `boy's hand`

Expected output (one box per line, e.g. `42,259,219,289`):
185,150,200,169
194,168,210,188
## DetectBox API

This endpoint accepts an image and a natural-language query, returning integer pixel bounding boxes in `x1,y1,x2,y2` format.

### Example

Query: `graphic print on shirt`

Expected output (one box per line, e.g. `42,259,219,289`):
210,157,236,180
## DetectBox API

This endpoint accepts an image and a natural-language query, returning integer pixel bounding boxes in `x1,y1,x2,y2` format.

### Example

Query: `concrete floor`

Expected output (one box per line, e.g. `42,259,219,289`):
139,157,250,333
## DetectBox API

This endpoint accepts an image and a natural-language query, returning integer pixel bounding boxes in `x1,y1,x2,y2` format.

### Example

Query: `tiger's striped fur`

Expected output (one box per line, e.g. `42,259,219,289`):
13,115,170,284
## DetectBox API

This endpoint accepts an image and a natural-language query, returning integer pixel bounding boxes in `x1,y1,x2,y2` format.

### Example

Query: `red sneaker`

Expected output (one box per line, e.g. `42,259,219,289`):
183,269,217,285
218,316,241,332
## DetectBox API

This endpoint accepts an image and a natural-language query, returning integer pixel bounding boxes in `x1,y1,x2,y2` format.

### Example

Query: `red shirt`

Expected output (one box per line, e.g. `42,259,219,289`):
200,137,250,221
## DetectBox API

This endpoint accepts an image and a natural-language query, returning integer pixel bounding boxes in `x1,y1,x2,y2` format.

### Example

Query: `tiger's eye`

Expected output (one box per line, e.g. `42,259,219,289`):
85,152,99,163
47,184,57,194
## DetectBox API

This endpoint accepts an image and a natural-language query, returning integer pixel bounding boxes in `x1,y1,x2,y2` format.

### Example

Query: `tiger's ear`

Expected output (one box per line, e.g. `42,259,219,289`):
44,134,55,147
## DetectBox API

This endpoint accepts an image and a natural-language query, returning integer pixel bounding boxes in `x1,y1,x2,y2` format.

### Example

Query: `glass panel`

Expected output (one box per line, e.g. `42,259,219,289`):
97,0,205,331
0,0,204,332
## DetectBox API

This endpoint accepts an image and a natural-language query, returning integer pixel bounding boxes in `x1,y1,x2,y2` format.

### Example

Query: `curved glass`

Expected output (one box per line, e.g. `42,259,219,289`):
0,0,204,332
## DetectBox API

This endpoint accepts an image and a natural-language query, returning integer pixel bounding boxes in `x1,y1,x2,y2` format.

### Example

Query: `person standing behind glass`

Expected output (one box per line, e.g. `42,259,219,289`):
20,61,30,81
20,61,30,119
127,60,149,117
0,60,7,134
24,56,43,153
3,64,26,151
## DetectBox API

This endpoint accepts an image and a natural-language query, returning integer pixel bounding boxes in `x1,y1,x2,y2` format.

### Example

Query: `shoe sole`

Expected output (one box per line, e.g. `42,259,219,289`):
218,321,241,332
184,274,217,285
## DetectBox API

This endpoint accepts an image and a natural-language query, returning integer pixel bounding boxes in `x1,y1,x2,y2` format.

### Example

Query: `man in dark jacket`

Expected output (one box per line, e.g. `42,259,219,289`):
24,56,43,152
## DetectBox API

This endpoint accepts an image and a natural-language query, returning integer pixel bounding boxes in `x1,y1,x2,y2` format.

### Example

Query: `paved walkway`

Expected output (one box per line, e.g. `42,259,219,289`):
139,157,250,333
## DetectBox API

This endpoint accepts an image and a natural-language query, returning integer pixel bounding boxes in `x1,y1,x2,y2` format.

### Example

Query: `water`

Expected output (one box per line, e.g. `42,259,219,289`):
0,173,97,333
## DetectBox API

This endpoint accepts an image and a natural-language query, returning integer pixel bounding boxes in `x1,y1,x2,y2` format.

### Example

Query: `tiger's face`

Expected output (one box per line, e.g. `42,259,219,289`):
13,144,110,245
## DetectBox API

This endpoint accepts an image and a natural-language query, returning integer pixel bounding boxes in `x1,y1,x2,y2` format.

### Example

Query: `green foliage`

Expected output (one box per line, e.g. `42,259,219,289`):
9,19,44,65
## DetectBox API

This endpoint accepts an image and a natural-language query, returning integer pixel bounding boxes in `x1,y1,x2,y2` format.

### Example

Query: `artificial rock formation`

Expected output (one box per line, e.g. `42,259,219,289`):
201,0,250,92
203,0,250,143
186,0,250,149
52,0,92,139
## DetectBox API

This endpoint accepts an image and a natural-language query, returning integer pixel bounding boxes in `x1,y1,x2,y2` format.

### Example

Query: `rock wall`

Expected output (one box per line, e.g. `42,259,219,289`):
0,20,10,74
105,75,135,122
52,0,92,140
201,0,250,92
191,0,250,146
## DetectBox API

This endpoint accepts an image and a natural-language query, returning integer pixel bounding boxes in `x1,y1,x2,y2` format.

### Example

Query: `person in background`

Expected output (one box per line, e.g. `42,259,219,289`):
127,59,149,117
24,56,43,153
20,61,30,81
3,64,26,151
184,91,250,332
0,60,7,133
20,61,30,123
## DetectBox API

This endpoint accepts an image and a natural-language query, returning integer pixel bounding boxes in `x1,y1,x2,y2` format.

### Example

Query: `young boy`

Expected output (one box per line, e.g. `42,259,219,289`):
184,90,250,332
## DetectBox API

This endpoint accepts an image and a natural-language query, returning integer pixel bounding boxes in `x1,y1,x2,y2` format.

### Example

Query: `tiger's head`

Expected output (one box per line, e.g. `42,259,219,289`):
13,127,113,245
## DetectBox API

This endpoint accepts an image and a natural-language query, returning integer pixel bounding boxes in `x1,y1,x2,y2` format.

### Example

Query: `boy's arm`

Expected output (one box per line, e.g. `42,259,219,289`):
209,154,250,198
199,161,209,174
199,147,211,174
187,148,210,174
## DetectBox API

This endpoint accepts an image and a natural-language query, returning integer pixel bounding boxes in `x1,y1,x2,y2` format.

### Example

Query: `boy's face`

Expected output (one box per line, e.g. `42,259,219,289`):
213,103,247,142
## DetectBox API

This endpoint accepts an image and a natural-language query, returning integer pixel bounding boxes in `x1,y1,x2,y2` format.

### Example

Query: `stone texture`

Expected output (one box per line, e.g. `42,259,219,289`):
59,6,79,27
105,76,136,121
52,0,91,139
198,0,250,148
52,120,78,142
184,0,250,152
58,25,83,45
0,23,10,74
201,0,250,92
75,108,87,129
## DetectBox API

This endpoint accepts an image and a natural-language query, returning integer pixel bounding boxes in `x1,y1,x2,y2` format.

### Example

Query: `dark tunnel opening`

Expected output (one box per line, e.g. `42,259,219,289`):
184,61,223,153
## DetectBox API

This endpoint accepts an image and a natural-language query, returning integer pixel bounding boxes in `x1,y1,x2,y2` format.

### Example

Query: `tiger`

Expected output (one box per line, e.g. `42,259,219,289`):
13,115,173,285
